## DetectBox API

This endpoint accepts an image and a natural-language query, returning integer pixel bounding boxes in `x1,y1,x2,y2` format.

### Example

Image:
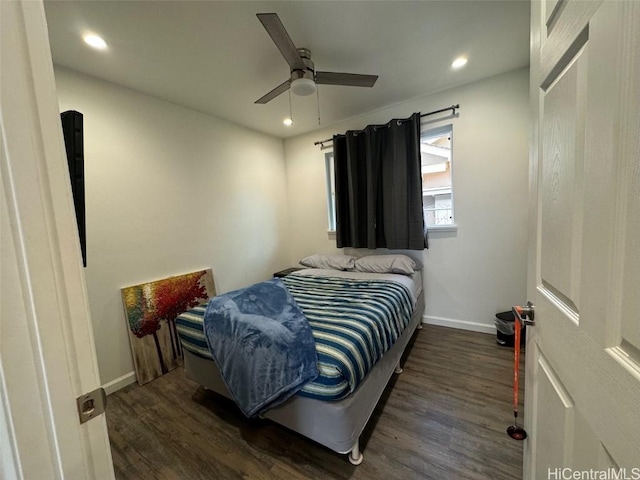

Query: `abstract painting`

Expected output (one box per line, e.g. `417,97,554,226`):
122,269,215,385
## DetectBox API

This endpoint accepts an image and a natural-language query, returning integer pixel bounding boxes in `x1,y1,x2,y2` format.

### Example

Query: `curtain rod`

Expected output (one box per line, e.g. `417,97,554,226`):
313,104,460,147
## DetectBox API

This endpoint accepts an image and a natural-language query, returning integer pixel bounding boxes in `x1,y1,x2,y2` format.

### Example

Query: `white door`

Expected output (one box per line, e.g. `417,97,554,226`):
525,0,640,477
1,1,114,478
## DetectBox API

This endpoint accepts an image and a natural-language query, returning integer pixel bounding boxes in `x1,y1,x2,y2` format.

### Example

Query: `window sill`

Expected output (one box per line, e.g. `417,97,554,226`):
328,226,457,239
427,224,458,233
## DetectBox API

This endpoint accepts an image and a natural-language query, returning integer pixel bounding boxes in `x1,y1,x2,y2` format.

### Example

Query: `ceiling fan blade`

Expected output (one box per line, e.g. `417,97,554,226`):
255,80,291,104
315,71,379,87
257,13,305,71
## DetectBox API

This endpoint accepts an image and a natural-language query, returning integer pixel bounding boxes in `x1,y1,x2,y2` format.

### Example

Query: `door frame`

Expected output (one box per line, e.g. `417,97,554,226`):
1,1,114,478
523,0,543,475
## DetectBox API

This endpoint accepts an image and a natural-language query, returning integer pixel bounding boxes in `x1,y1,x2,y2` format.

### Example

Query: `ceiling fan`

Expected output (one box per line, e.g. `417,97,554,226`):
255,13,379,104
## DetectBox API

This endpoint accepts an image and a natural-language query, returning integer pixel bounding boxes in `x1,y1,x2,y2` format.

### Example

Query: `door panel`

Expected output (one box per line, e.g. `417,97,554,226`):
545,0,562,33
579,0,623,346
618,43,640,363
534,355,574,476
526,0,640,477
612,0,640,370
541,45,586,314
572,410,616,471
540,1,599,85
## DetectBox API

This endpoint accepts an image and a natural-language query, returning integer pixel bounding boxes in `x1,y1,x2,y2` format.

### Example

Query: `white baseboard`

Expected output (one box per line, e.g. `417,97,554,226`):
422,315,496,335
103,371,137,395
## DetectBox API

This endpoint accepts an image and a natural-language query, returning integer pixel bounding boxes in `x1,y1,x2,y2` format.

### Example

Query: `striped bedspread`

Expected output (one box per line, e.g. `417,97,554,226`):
175,274,413,401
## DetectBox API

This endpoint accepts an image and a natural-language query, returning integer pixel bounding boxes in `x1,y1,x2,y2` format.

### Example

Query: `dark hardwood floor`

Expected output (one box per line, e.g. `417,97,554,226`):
106,325,524,480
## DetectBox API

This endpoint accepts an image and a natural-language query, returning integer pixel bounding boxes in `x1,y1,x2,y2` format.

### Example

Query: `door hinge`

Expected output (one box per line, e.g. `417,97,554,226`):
76,387,107,424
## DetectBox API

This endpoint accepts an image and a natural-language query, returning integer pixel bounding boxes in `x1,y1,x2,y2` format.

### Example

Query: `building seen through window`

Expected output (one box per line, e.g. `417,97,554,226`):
421,125,453,226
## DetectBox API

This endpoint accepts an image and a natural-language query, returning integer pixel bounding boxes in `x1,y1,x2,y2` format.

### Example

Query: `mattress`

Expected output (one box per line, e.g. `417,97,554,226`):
175,270,416,401
182,290,425,456
291,268,423,305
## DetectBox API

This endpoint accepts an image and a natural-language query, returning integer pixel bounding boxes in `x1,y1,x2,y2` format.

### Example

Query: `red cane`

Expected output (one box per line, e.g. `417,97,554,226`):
507,306,527,440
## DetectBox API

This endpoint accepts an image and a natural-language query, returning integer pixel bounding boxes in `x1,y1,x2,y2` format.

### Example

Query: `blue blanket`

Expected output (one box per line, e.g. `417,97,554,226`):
202,278,319,417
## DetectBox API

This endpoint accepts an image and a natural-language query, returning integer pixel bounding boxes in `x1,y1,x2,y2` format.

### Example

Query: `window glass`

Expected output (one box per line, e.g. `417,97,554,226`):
421,125,454,226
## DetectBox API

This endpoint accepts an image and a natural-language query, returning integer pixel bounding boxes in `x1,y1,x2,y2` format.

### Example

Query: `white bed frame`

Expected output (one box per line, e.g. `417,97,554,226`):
183,290,425,465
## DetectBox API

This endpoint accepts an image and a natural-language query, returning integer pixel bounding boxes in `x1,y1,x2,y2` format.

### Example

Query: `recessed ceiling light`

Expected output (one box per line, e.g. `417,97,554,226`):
451,57,468,69
283,118,293,126
83,34,107,50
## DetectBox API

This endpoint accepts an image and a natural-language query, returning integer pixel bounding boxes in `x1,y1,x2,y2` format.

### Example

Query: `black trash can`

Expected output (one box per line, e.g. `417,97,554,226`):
495,311,525,347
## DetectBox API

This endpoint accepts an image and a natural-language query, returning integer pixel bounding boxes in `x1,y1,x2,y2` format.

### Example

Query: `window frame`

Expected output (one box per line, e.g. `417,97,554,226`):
324,151,336,232
324,123,457,234
420,124,456,230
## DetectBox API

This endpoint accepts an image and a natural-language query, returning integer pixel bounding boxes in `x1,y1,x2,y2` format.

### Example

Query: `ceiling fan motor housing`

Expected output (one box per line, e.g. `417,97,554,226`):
291,48,316,96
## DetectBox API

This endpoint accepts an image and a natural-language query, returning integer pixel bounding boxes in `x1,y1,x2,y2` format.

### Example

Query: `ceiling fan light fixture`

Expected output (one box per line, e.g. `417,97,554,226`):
290,77,316,96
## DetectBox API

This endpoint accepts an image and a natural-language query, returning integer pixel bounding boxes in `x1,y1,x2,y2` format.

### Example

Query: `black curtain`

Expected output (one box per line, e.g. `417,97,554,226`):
334,112,427,250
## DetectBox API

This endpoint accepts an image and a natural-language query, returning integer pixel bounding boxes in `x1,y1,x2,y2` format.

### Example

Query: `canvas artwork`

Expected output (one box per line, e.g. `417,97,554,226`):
122,269,216,385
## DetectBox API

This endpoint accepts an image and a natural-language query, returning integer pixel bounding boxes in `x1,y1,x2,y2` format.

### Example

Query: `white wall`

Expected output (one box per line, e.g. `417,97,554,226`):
54,67,290,388
54,66,529,389
284,68,530,333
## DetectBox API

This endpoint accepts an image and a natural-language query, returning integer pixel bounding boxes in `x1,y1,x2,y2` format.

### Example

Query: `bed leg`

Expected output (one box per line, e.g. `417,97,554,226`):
417,322,423,330
394,361,403,374
348,440,364,466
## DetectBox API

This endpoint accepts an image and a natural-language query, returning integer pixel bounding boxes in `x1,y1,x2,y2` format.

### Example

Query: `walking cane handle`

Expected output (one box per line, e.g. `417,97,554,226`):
513,302,535,327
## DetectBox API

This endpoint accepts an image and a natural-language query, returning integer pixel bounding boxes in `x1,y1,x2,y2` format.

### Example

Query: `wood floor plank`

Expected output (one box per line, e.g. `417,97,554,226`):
106,325,524,479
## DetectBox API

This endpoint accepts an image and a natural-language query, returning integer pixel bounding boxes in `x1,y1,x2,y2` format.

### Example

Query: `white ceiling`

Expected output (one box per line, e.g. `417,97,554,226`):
44,1,530,139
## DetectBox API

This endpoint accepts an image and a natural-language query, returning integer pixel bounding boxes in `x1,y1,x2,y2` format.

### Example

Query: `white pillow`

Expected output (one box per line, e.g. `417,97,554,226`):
299,254,356,271
353,254,416,275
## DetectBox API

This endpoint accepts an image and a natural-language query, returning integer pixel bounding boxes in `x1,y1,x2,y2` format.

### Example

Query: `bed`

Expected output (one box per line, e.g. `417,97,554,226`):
176,259,424,465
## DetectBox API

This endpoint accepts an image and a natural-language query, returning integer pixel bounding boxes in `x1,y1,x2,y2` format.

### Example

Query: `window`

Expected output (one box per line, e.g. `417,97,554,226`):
325,151,336,231
324,124,454,231
421,125,454,227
